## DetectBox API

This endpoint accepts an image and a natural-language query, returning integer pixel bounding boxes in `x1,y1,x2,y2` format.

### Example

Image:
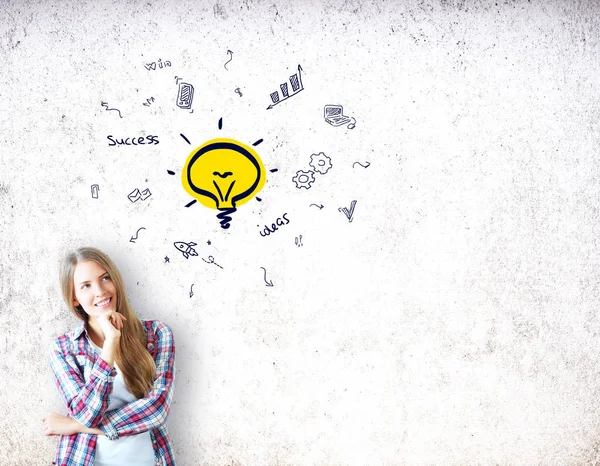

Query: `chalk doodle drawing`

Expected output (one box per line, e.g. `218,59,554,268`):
292,170,315,189
202,255,223,269
324,104,356,129
176,82,194,109
91,184,99,199
224,49,233,70
267,64,304,110
145,58,171,70
128,188,152,203
129,227,146,243
339,200,357,222
101,101,123,119
309,152,332,175
260,267,274,287
173,241,198,259
179,119,267,229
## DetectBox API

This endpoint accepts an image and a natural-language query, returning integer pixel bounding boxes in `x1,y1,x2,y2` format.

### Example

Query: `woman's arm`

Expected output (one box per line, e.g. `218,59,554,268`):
96,321,176,440
48,337,117,428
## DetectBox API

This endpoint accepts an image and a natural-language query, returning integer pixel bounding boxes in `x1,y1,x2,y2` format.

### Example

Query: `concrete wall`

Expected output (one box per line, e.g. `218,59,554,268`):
2,0,600,464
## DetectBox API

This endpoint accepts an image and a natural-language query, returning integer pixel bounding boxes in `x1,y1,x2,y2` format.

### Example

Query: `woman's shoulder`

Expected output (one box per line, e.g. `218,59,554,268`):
141,319,174,339
49,322,86,354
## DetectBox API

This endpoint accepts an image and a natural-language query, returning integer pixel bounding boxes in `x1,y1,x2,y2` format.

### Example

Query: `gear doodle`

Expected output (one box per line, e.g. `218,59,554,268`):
309,152,332,175
292,169,315,189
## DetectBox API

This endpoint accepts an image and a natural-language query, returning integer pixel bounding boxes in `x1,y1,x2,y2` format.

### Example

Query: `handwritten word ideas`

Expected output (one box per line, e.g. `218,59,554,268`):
259,213,290,237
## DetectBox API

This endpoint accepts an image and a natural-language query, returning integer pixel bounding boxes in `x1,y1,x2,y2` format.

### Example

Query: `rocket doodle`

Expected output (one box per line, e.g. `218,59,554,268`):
173,241,198,259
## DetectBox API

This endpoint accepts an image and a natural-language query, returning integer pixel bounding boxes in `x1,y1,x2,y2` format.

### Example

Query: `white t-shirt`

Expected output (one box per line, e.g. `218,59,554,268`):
90,339,156,466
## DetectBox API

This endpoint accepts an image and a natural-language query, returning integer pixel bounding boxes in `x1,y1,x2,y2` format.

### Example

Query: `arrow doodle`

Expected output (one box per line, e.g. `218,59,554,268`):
101,101,123,118
352,161,371,169
189,284,194,298
129,227,146,243
261,267,274,287
310,203,324,210
224,49,233,70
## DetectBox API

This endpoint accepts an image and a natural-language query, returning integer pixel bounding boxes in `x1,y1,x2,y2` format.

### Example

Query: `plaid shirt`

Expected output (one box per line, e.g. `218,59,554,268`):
49,319,176,466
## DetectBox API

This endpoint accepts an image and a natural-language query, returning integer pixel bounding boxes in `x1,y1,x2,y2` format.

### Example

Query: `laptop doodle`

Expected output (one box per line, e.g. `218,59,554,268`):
324,105,352,127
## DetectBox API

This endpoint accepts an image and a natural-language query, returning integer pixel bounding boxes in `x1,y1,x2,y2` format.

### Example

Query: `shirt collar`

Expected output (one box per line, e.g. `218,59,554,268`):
72,320,87,340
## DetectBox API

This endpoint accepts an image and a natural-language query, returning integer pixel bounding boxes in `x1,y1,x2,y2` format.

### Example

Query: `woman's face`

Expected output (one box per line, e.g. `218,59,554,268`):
72,260,118,318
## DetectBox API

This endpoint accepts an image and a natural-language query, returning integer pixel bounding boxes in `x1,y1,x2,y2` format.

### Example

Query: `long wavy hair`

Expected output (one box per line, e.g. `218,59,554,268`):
59,247,156,399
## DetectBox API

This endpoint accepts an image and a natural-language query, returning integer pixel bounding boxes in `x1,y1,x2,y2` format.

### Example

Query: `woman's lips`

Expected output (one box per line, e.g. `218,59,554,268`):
94,297,112,308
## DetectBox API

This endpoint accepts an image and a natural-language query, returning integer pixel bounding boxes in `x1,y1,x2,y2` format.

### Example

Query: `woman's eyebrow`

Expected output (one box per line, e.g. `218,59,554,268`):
78,272,108,285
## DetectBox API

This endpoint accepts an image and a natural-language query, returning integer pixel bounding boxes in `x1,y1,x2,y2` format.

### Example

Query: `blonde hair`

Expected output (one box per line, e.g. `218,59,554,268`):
59,247,156,398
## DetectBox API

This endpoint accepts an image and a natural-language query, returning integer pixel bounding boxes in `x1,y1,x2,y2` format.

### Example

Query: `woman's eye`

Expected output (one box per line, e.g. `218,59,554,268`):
103,275,111,281
81,284,90,289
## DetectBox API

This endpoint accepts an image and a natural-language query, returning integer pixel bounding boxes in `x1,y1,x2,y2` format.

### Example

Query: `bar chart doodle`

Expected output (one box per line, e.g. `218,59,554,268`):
266,64,304,110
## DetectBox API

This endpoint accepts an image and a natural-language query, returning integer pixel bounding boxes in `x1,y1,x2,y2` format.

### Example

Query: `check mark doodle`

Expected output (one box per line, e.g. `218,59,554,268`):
224,50,233,70
261,267,274,287
339,200,357,222
129,227,146,243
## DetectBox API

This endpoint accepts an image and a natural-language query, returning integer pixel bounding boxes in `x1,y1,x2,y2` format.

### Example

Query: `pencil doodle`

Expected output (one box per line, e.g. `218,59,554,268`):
129,227,146,243
224,49,233,70
91,184,99,199
261,267,274,287
164,256,170,263
143,97,155,107
176,82,194,109
339,200,357,222
258,213,290,237
292,170,315,189
173,241,198,259
309,152,332,175
267,64,304,110
101,101,123,119
235,87,243,97
324,104,356,129
128,188,152,203
145,58,171,71
310,203,323,209
295,235,303,247
202,255,223,269
352,161,371,169
189,284,194,298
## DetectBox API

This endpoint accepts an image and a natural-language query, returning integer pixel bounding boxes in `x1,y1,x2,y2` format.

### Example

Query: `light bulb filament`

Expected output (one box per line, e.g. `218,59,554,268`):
213,179,236,202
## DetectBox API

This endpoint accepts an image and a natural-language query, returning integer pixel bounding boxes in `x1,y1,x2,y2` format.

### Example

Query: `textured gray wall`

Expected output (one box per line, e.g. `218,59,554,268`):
1,0,600,464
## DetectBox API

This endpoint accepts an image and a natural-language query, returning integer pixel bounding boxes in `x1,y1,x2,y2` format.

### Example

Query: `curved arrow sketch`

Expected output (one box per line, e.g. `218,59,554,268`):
224,49,233,70
189,284,194,298
260,267,274,287
129,227,146,243
310,203,324,210
352,161,370,169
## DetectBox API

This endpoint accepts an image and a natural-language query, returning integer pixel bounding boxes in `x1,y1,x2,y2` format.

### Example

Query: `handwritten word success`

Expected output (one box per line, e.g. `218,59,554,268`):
107,135,159,146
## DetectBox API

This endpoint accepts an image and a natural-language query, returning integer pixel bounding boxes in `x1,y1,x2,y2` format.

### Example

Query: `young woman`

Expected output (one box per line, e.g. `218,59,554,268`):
43,247,176,466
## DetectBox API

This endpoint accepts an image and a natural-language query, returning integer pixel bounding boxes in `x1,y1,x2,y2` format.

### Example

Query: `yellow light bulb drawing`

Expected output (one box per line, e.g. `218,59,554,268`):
182,138,266,229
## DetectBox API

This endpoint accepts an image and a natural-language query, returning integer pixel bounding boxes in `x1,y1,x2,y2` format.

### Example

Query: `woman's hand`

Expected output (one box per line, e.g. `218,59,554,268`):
97,310,127,340
42,412,81,436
